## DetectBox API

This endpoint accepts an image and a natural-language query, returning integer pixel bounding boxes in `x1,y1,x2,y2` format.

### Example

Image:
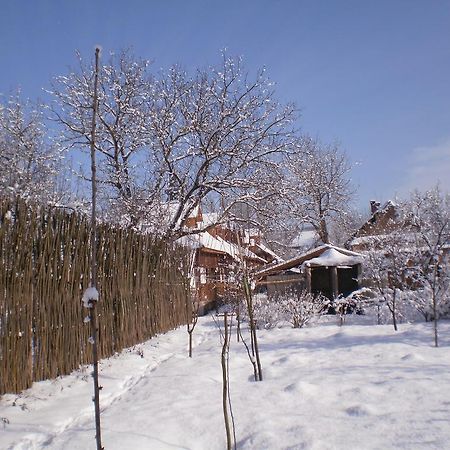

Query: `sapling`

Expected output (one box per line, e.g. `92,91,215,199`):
221,313,235,450
242,274,263,381
187,300,199,358
364,231,412,331
213,313,236,450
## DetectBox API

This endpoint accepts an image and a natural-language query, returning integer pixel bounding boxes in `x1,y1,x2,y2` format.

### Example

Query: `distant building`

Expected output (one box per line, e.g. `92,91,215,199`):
348,200,403,252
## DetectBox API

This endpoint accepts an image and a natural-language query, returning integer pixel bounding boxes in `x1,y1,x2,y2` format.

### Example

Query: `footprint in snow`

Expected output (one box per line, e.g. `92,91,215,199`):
345,405,370,417
400,353,424,361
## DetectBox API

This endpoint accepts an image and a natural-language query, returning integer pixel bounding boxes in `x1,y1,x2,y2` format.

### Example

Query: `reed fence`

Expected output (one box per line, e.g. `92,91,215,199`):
0,197,190,395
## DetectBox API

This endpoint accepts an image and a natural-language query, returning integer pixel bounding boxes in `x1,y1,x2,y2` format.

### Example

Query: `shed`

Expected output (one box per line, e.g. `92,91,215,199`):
255,244,363,300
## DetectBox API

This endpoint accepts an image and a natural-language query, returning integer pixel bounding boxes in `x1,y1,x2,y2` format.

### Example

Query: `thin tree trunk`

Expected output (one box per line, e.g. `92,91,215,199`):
243,276,262,381
188,330,193,358
432,289,438,348
221,313,232,450
187,300,198,358
390,291,398,332
319,218,329,244
392,305,398,331
236,301,240,343
89,47,103,450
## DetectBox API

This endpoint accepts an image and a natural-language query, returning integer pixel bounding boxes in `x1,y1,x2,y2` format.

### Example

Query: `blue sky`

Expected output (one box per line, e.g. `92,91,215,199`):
1,0,449,210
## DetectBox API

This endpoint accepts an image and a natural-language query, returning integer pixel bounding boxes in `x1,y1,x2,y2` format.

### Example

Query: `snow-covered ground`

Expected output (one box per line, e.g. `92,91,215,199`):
1,315,450,450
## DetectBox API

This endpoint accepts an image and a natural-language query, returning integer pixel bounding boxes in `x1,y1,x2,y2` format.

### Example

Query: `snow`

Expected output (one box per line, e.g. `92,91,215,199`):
81,287,99,308
1,316,450,449
201,212,221,227
305,247,363,267
255,242,283,263
291,228,319,250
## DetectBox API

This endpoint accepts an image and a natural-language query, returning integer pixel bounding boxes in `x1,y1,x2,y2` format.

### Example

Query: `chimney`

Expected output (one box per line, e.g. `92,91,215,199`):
370,200,381,214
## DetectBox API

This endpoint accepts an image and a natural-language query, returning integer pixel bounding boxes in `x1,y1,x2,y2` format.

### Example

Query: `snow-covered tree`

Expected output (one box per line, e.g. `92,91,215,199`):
363,229,413,331
146,54,297,239
50,50,297,236
49,49,153,225
266,136,354,252
0,93,62,202
407,187,450,346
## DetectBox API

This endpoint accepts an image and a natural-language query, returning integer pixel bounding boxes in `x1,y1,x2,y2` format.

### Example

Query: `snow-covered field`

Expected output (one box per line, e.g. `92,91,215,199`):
1,315,450,450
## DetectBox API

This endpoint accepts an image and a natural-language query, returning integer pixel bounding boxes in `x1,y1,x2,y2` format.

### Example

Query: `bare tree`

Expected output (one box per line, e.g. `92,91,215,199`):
283,136,354,244
144,54,297,238
0,93,63,202
49,49,152,225
363,230,413,331
50,51,296,235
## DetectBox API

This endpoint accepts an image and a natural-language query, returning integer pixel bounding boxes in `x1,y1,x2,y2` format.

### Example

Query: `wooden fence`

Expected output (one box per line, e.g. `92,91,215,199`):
0,197,190,395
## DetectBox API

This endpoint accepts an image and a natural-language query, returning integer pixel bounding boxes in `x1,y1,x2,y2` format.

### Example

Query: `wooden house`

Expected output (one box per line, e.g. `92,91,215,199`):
178,209,277,313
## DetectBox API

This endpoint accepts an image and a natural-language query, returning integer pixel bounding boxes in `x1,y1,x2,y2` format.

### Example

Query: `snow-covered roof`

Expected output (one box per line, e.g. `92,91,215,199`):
215,235,266,263
201,212,221,227
357,200,399,234
255,242,283,263
178,232,225,253
291,228,320,250
350,231,416,247
305,247,363,268
178,231,266,263
255,244,363,276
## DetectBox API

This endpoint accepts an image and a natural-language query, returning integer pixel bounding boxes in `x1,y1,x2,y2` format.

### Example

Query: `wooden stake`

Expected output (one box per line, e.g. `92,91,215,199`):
89,46,103,450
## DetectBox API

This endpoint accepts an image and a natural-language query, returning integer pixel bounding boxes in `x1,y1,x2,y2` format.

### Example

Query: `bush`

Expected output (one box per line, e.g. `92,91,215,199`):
279,290,329,328
251,293,282,329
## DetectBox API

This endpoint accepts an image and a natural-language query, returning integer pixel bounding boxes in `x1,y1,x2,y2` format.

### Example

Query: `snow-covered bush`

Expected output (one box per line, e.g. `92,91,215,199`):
251,293,282,329
408,287,450,322
362,288,422,325
248,290,339,329
279,290,329,328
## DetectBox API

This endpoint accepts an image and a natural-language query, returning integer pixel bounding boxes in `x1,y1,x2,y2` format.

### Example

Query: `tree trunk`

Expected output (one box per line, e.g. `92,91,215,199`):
391,293,398,332
319,218,330,244
432,290,439,348
221,313,233,450
243,276,262,381
189,331,193,358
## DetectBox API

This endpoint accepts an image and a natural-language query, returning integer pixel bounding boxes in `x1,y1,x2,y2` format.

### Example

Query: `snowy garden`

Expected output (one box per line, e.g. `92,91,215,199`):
1,312,450,450
1,43,449,450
